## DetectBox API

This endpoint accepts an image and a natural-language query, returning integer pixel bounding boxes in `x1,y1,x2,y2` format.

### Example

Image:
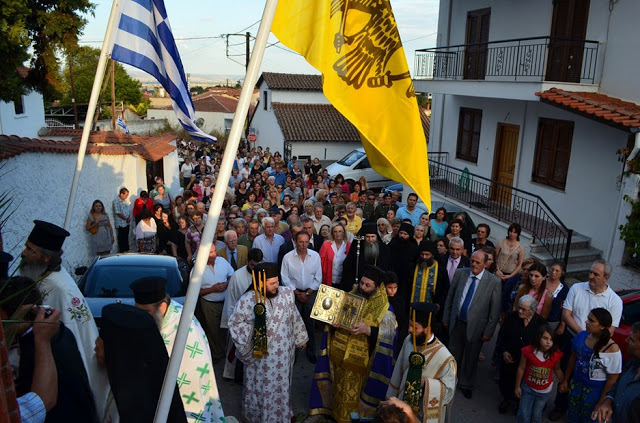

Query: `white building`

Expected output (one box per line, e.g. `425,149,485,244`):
0,131,179,274
414,0,640,286
0,68,46,138
249,72,363,161
147,92,237,136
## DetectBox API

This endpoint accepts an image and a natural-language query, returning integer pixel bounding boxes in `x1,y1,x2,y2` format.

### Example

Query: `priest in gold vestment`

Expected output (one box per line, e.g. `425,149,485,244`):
309,265,396,423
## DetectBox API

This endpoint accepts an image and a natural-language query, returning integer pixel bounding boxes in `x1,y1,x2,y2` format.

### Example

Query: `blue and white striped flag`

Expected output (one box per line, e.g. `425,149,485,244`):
110,0,217,143
117,116,130,133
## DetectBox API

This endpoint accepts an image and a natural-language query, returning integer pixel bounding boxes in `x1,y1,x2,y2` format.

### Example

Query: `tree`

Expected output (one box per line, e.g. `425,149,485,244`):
61,46,144,106
190,86,206,95
0,0,94,103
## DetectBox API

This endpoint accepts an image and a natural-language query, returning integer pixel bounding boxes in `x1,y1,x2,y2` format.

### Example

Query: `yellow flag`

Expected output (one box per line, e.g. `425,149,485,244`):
272,0,430,208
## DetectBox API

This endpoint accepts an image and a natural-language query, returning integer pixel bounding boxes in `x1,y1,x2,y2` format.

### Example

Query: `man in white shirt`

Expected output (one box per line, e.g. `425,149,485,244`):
195,247,234,362
180,157,195,187
281,231,322,363
251,217,285,263
311,202,332,235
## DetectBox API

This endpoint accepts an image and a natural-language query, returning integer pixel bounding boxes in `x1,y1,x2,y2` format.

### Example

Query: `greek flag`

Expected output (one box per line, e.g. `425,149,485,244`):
117,116,130,133
110,0,217,143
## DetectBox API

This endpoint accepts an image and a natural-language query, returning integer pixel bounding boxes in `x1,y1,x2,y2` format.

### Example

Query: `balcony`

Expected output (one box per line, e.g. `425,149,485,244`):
415,36,599,86
428,153,573,265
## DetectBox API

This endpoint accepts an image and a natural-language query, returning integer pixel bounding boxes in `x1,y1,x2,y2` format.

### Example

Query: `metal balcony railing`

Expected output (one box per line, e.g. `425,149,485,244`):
415,36,599,83
428,156,573,265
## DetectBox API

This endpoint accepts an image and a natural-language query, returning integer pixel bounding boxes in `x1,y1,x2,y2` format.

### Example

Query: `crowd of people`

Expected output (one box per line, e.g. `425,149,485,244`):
1,140,638,423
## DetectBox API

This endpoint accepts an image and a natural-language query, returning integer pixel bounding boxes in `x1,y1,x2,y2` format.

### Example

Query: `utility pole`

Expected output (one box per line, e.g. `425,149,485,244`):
110,59,117,131
246,32,251,70
68,53,79,129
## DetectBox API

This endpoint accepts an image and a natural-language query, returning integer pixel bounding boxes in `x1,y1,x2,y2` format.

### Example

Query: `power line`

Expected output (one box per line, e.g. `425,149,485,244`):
403,32,438,44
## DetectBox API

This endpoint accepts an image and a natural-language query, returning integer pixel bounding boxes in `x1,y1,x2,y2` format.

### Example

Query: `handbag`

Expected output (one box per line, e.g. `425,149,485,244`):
88,213,99,234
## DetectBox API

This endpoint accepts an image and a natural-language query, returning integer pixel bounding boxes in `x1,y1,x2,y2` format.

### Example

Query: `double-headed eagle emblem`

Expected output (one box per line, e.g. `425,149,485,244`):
330,0,413,97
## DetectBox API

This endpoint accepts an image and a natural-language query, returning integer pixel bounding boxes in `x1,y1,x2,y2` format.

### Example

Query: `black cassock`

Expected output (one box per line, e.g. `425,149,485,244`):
16,323,99,423
100,303,187,423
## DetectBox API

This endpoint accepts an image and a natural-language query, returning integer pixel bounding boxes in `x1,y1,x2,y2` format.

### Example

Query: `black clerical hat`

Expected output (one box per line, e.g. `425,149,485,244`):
253,262,279,279
362,264,383,286
130,276,167,305
411,302,439,326
399,222,414,237
27,220,70,252
419,240,437,255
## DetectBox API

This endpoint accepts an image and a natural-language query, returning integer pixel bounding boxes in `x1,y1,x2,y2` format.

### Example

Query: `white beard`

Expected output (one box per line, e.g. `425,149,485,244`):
18,261,48,281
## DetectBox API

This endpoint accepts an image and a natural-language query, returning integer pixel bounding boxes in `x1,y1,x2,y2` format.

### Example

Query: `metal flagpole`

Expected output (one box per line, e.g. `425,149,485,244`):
63,0,122,230
153,0,281,420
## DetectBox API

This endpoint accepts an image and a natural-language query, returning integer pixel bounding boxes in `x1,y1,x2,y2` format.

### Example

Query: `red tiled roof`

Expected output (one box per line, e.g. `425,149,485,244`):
536,88,640,130
155,93,238,113
272,103,360,143
258,73,323,91
0,132,177,162
44,128,85,137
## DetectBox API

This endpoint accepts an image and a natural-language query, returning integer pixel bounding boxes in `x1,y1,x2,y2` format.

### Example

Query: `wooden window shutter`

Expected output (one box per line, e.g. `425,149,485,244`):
533,118,574,189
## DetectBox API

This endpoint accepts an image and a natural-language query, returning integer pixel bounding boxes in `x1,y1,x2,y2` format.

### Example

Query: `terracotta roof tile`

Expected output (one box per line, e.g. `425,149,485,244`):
536,88,640,130
259,73,323,91
154,93,238,113
44,128,85,137
0,132,176,162
272,103,360,143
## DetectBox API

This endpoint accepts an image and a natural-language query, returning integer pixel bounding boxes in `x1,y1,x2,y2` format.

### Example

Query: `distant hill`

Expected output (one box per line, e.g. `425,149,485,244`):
128,69,244,87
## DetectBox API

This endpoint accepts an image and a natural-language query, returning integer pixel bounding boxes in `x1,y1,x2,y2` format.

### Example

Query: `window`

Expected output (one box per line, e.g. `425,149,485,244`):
456,108,482,163
263,90,268,110
14,96,24,115
532,118,574,189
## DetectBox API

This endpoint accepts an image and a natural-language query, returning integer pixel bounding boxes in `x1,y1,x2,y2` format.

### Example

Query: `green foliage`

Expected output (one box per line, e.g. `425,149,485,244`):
617,147,640,175
416,93,430,108
190,86,206,95
619,186,640,257
61,46,143,106
129,98,151,116
0,0,95,102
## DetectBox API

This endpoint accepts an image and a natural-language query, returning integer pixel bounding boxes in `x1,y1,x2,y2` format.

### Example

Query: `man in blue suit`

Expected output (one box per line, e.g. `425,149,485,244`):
443,249,501,399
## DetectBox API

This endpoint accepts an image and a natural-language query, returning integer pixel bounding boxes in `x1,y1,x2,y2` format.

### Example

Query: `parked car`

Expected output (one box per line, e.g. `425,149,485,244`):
77,253,185,325
613,289,640,362
382,183,403,201
325,148,392,189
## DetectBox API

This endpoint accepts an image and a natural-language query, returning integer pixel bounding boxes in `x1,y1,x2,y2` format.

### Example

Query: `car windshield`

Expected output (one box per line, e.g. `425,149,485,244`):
85,265,177,298
336,150,365,166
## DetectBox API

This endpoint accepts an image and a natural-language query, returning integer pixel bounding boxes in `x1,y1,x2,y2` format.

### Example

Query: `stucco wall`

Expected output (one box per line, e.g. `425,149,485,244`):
1,152,161,277
250,105,285,155
269,90,329,106
291,142,361,162
146,109,233,135
98,118,169,135
0,91,46,138
435,94,628,254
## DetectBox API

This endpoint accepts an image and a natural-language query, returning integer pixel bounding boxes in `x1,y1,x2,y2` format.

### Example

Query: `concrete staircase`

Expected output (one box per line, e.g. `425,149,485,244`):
530,232,601,281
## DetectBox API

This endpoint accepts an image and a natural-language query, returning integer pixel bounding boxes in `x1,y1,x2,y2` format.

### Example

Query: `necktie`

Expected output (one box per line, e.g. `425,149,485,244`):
459,276,477,323
230,250,237,270
447,258,456,282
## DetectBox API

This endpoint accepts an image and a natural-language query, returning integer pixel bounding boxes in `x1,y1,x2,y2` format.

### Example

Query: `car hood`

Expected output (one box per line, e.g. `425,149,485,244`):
325,162,349,175
87,296,186,320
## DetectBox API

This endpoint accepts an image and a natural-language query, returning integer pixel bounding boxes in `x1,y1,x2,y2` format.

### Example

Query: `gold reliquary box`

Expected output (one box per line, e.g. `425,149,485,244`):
311,285,366,330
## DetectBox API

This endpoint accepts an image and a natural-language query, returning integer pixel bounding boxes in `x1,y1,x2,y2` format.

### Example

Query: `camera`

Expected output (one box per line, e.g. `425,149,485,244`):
27,305,52,320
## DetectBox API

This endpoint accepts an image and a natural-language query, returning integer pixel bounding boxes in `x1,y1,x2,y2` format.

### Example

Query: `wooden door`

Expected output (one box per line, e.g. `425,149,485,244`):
546,0,590,82
491,124,519,206
464,8,491,80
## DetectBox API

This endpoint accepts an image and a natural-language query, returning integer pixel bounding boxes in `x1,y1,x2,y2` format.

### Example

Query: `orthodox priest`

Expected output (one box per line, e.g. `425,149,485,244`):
410,240,449,338
309,265,396,422
19,220,113,421
338,223,390,291
129,277,225,422
387,302,457,423
228,263,308,423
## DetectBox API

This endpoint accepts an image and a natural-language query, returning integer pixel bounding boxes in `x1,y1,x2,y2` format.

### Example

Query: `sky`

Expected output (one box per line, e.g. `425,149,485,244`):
80,0,440,80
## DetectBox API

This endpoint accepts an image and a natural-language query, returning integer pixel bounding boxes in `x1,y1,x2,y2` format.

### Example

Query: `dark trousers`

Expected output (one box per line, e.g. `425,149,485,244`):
295,291,317,352
116,226,130,253
448,320,483,390
553,330,575,412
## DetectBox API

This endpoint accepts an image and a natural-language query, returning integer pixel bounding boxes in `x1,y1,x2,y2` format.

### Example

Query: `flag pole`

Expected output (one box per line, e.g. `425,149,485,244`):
153,0,281,420
63,0,121,230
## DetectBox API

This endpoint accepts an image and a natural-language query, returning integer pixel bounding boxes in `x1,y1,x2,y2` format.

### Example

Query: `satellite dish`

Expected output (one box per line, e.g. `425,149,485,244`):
195,118,205,128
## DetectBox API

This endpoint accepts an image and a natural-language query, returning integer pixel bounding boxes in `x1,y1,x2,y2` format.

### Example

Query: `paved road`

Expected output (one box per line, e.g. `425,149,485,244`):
216,330,567,423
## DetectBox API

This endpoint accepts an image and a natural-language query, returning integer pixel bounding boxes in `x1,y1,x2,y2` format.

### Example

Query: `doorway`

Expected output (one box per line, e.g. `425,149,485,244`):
491,124,519,207
464,8,491,80
545,0,590,82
